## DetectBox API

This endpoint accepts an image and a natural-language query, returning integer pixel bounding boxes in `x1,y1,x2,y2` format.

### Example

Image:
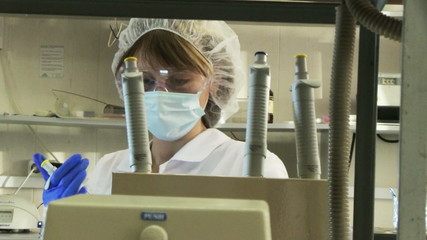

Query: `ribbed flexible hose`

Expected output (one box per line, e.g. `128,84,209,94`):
345,0,402,41
328,3,356,240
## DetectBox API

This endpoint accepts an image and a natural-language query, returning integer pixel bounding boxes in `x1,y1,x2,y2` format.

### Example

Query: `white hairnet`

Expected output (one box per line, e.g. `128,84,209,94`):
111,18,244,124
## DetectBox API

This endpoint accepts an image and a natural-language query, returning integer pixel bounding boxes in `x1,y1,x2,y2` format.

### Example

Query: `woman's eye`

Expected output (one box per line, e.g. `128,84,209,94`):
168,78,189,87
143,78,156,89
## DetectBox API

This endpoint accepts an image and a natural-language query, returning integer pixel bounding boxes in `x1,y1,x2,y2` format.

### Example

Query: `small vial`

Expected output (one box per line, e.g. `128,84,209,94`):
41,160,57,175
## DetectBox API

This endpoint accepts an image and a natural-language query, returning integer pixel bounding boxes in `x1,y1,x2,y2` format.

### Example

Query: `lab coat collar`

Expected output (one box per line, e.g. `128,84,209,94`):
169,128,229,163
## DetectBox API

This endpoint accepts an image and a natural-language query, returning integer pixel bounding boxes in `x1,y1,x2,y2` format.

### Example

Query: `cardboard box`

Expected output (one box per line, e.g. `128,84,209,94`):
113,173,328,240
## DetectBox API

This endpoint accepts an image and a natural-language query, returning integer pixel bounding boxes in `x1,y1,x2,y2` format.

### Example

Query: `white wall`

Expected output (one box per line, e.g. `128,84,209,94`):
0,15,128,219
0,16,402,229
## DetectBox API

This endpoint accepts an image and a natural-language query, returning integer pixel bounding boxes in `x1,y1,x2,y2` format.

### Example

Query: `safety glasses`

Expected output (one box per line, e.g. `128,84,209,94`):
142,68,208,94
117,67,209,94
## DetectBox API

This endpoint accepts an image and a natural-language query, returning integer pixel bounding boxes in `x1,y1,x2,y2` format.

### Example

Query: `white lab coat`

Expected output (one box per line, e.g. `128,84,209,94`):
86,128,288,194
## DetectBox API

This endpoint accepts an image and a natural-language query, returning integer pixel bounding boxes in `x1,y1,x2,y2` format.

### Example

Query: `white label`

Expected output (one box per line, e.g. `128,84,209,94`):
40,45,64,78
141,212,167,221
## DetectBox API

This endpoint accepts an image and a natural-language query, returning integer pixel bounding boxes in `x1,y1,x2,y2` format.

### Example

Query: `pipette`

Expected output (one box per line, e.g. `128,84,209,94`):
243,51,270,177
121,57,152,173
41,160,57,190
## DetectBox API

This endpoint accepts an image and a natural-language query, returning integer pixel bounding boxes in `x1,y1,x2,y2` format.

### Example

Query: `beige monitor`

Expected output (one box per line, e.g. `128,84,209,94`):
42,194,271,240
112,173,329,240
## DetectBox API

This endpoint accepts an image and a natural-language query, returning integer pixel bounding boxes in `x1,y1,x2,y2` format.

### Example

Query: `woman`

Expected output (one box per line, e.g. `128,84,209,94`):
34,18,288,205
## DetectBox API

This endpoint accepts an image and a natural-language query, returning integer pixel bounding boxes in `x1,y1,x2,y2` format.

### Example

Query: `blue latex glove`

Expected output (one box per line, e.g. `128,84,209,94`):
33,153,51,181
33,153,89,206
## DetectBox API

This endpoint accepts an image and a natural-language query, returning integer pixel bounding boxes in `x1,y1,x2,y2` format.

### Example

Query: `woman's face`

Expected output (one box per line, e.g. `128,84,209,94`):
139,62,211,108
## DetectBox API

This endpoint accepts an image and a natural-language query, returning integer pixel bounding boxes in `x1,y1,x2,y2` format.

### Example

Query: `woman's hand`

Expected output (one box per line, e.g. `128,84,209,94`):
33,153,89,206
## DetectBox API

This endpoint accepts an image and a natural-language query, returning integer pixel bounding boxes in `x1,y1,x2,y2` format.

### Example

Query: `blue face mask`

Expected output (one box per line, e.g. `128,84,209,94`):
144,91,206,141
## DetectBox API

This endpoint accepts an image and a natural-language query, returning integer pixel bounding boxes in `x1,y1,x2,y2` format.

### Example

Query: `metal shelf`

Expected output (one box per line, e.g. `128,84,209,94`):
0,115,311,131
0,115,400,134
0,115,125,129
0,0,338,24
